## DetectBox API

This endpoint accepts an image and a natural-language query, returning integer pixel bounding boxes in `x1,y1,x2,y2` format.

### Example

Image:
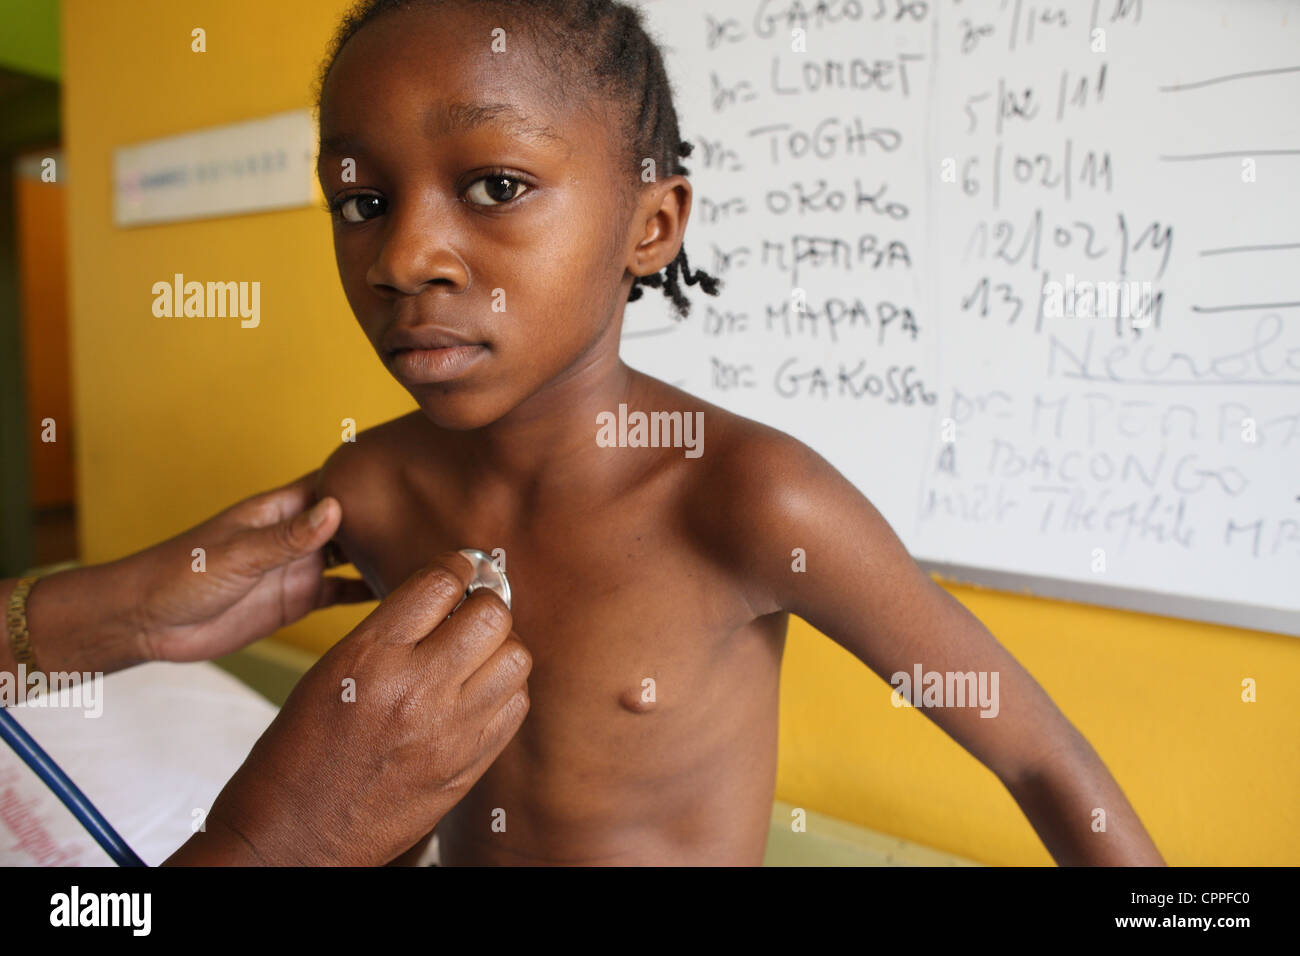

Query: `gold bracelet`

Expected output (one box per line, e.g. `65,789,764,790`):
7,575,45,675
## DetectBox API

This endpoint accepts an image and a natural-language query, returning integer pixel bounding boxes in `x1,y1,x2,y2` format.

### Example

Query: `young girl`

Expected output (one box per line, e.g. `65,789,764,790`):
311,0,1164,866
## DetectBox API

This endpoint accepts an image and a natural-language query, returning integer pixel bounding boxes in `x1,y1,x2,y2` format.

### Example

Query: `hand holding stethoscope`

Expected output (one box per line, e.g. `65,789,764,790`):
1,473,528,866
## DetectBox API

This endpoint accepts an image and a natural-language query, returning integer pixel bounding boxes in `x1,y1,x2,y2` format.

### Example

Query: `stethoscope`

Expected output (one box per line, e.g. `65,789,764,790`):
0,549,511,867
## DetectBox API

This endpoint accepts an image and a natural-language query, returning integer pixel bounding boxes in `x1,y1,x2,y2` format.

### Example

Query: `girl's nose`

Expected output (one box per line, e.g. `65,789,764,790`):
366,200,469,297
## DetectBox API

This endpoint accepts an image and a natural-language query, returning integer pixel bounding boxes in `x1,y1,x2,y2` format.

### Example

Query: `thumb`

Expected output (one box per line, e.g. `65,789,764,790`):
229,496,342,575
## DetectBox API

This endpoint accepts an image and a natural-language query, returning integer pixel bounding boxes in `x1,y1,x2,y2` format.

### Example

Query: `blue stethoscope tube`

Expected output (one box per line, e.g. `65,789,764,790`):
0,707,146,866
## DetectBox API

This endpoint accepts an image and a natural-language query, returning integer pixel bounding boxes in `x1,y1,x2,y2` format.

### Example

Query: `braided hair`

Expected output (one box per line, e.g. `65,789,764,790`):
313,0,723,320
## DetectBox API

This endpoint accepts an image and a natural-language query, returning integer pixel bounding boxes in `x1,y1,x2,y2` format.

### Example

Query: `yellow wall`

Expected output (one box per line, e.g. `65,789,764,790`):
60,0,411,696
62,0,1299,866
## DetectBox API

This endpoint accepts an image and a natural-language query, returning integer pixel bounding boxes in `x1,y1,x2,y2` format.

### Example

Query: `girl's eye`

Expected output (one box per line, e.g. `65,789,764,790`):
329,173,528,223
333,194,385,223
465,174,528,207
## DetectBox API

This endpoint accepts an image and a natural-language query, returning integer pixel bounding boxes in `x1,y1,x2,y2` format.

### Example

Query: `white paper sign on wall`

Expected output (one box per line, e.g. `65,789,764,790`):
113,109,317,227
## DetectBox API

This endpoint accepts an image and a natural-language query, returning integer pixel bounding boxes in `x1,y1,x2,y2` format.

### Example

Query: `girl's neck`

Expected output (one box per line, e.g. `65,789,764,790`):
453,326,652,506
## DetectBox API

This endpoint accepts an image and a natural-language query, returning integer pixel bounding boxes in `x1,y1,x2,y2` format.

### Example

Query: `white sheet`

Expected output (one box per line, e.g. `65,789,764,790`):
0,661,277,866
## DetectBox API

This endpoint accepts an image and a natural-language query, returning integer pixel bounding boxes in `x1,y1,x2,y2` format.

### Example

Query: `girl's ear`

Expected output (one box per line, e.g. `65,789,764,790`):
630,175,692,278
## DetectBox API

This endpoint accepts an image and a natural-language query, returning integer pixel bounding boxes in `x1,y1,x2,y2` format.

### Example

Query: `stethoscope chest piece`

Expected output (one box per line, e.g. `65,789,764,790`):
456,548,512,611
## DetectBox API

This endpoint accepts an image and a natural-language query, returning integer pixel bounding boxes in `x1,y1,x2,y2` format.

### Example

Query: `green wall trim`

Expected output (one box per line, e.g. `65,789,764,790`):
0,0,61,81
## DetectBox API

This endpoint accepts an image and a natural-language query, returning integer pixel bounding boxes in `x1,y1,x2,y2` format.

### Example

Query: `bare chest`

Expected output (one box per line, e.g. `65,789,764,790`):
360,504,774,719
348,484,788,861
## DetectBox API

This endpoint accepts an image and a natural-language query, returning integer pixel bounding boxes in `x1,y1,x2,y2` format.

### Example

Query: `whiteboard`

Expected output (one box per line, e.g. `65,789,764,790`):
624,0,1300,636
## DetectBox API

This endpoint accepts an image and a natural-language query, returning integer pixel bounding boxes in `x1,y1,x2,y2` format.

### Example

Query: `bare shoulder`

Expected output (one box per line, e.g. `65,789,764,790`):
315,411,428,572
692,409,913,624
316,411,424,501
650,380,864,617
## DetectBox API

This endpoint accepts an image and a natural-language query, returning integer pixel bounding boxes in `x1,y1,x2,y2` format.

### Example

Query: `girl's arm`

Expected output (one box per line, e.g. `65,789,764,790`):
717,431,1165,866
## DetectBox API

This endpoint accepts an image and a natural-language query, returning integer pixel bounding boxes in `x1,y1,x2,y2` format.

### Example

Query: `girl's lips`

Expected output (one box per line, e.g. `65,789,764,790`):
388,344,487,384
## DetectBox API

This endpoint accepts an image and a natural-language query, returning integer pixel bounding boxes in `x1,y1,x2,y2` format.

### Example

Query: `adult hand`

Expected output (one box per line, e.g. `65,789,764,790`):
5,472,372,678
123,471,374,665
164,551,531,866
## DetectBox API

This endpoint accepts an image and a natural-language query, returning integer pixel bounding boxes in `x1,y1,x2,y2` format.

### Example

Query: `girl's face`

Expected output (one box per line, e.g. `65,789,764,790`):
316,4,651,429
